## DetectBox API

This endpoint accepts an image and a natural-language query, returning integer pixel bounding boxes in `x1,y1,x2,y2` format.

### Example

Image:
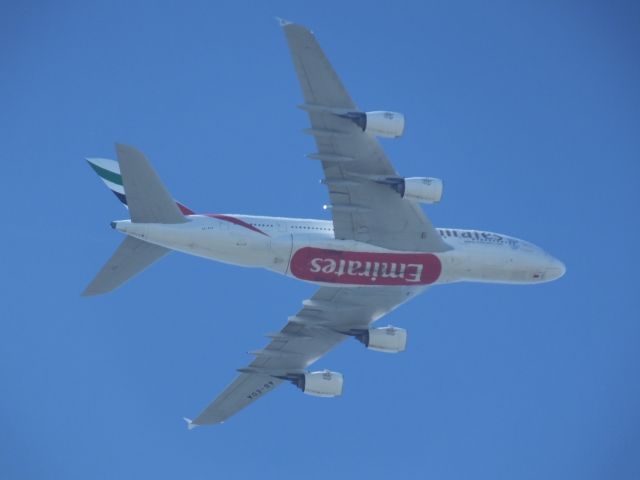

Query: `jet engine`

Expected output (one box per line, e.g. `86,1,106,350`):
397,177,443,204
295,370,344,397
343,111,405,138
357,326,407,353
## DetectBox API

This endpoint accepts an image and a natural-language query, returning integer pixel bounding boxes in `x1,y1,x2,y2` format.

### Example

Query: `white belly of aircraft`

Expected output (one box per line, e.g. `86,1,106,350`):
113,214,565,287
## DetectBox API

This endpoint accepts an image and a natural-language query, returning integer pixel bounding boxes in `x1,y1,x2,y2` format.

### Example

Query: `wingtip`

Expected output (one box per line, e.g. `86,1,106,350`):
183,417,198,430
275,17,293,27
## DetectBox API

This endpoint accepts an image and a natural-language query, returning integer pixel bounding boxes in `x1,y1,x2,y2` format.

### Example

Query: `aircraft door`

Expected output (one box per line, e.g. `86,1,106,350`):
277,222,288,234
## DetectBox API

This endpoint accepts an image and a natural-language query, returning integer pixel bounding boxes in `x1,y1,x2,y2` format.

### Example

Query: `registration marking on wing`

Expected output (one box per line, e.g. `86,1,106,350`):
290,247,442,285
246,380,276,400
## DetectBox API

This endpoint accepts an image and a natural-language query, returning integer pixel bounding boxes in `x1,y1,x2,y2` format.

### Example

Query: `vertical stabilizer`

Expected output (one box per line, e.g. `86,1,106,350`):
86,158,128,207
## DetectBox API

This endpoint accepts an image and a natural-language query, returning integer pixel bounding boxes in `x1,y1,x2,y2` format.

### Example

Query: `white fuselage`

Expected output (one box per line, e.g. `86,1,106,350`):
114,214,566,287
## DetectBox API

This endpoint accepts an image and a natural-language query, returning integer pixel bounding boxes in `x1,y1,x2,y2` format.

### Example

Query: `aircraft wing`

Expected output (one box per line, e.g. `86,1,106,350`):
189,285,425,426
281,21,450,253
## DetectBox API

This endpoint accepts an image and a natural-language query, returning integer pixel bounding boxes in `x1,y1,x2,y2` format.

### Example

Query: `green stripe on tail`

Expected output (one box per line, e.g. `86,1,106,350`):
88,161,123,186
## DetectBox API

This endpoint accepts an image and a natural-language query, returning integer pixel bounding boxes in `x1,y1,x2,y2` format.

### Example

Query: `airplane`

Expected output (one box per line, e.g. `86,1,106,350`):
83,20,566,427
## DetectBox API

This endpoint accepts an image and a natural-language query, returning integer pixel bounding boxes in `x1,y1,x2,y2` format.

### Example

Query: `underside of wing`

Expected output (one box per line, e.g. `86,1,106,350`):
189,285,426,426
281,22,450,253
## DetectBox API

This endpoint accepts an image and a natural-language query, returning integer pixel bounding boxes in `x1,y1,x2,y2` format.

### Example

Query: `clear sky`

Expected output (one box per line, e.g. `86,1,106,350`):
2,1,639,479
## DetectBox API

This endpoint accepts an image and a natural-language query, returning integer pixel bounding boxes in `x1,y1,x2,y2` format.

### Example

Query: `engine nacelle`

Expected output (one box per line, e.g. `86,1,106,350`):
299,370,344,397
359,326,407,353
400,177,443,204
344,111,405,138
363,111,405,138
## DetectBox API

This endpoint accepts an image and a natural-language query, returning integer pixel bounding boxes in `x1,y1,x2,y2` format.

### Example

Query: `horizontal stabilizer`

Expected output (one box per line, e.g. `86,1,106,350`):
86,155,195,215
82,236,169,296
116,143,187,224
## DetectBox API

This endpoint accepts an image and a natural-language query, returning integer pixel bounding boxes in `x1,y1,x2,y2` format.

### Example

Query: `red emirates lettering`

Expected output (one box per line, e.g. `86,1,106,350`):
290,247,442,285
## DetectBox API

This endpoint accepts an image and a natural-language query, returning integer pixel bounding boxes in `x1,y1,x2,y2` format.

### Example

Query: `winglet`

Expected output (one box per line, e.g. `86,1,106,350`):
183,417,198,430
275,17,293,27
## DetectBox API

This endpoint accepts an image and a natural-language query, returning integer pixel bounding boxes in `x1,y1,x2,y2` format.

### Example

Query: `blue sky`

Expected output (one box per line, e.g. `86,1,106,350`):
2,1,639,478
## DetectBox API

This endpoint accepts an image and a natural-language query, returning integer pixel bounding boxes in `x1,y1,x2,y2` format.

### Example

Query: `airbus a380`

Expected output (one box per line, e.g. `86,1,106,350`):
84,21,565,427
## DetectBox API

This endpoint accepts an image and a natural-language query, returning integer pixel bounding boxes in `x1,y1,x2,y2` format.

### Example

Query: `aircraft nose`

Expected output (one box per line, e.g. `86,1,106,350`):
546,257,566,281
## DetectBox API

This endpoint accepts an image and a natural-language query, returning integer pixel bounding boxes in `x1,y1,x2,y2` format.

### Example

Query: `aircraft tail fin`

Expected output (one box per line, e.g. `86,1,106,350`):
86,146,195,217
82,236,169,296
86,157,129,208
